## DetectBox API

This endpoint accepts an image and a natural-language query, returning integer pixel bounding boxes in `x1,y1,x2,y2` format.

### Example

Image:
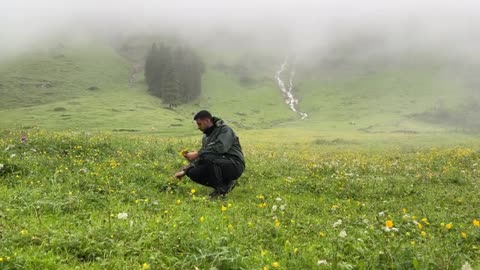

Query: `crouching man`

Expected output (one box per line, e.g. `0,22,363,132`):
174,110,245,198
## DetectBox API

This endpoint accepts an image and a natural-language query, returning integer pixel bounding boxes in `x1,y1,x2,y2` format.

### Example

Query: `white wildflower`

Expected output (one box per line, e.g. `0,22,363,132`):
275,197,282,202
339,230,347,238
461,261,473,270
117,212,128,219
272,205,278,211
317,260,328,266
280,204,286,211
383,226,398,232
333,219,342,228
378,211,386,217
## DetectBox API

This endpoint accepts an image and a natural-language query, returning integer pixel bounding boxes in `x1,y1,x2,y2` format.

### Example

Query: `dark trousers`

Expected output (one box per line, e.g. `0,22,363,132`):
185,155,244,193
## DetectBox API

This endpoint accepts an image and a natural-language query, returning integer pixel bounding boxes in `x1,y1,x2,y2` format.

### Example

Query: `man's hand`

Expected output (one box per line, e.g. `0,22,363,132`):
174,170,186,179
183,151,199,162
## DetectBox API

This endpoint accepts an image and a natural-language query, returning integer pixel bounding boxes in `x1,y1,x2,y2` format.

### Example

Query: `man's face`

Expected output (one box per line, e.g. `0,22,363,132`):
196,118,211,132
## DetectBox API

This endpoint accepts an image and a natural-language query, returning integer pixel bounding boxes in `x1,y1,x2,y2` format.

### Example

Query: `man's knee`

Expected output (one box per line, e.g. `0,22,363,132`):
185,166,207,183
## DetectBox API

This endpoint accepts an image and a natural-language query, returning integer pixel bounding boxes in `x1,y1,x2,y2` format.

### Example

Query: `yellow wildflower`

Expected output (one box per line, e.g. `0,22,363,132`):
190,188,196,194
221,205,227,212
271,262,280,268
385,220,394,228
421,231,427,238
474,219,480,227
227,224,233,230
445,223,452,230
417,223,423,230
20,229,28,235
142,262,150,269
180,148,189,156
263,266,269,270
274,219,281,227
0,257,3,262
200,216,205,222
176,199,181,205
461,232,467,238
261,250,267,256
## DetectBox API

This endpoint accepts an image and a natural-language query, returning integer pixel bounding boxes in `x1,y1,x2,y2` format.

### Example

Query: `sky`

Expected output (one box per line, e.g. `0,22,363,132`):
1,0,479,60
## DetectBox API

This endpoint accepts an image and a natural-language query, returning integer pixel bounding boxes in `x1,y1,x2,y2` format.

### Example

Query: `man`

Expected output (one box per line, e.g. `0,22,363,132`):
174,110,245,198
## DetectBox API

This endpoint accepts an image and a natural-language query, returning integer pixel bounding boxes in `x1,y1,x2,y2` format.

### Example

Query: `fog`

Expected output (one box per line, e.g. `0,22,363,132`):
1,0,480,62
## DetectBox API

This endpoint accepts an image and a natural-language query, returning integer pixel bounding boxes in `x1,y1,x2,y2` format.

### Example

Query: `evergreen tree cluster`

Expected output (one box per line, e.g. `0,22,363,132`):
144,43,205,107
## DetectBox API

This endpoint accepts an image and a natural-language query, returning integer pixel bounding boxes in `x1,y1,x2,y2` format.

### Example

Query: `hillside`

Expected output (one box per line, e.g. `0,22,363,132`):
0,42,295,135
1,39,479,137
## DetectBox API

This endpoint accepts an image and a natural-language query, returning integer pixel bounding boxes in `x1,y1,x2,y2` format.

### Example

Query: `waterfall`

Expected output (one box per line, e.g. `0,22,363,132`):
275,59,308,119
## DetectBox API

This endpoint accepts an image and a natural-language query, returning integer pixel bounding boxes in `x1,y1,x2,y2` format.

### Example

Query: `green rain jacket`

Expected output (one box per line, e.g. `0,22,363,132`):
198,117,245,165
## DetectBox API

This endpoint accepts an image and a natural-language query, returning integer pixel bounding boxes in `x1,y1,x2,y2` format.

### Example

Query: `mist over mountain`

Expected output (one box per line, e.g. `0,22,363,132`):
2,0,480,64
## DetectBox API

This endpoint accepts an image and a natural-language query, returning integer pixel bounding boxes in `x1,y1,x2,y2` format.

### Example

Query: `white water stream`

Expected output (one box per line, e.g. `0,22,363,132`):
275,59,308,119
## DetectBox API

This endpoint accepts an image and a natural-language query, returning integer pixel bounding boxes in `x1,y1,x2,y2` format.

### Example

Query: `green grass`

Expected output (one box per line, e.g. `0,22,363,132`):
0,129,479,269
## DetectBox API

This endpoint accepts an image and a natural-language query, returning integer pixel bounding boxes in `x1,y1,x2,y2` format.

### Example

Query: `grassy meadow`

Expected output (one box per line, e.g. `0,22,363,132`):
0,129,479,269
1,41,480,269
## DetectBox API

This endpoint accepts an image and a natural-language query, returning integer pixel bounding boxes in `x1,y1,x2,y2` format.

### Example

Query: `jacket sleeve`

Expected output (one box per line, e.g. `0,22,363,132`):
198,126,235,156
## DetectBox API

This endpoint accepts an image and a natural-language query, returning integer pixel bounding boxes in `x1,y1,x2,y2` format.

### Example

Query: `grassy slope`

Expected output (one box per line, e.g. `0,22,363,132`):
0,41,477,145
294,67,467,133
0,43,296,135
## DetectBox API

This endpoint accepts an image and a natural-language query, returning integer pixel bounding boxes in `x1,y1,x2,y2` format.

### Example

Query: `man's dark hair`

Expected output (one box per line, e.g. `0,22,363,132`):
193,110,213,121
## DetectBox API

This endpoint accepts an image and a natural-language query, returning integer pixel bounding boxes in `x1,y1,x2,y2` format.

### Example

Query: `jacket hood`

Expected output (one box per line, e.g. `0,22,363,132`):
213,117,225,127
